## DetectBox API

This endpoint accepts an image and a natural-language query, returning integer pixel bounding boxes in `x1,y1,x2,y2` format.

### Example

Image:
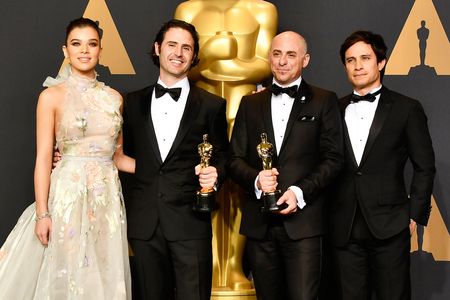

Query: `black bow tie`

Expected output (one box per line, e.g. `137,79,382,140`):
271,84,299,98
155,83,182,101
350,89,381,103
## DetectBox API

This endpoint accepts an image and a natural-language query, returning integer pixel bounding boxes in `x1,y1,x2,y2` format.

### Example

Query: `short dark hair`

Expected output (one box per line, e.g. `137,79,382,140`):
151,19,200,68
65,17,102,46
339,30,387,65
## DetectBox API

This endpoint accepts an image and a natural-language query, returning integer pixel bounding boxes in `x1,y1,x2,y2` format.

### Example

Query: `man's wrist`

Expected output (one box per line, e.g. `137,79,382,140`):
288,186,306,209
254,175,262,199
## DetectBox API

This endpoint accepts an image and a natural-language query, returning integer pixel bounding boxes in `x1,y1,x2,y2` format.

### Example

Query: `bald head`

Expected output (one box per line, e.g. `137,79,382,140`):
269,31,310,85
271,31,308,54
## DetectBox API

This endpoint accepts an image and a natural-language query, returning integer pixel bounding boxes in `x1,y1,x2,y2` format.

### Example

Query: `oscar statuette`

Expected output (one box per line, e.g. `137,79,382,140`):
193,134,217,212
257,133,286,213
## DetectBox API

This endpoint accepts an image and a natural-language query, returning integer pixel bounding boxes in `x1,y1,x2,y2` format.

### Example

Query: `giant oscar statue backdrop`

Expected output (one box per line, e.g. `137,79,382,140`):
175,1,277,299
1,1,450,299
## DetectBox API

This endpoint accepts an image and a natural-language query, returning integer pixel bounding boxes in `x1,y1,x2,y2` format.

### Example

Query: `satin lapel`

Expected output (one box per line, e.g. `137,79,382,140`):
260,89,278,160
140,85,163,165
359,88,393,167
340,95,358,168
343,120,358,168
165,85,200,161
278,80,309,155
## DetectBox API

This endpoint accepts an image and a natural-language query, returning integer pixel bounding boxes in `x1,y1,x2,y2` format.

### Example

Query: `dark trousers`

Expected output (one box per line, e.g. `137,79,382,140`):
246,223,322,300
129,224,212,300
332,208,411,300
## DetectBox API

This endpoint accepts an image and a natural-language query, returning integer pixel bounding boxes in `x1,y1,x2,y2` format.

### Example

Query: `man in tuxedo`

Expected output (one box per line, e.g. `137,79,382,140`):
122,19,228,300
330,31,435,300
228,31,343,299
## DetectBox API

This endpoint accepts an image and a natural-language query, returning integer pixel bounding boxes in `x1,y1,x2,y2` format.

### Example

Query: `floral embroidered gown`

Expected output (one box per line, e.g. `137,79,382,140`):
0,68,131,299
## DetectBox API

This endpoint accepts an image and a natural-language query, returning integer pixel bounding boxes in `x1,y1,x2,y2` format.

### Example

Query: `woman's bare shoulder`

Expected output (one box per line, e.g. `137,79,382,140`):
38,83,66,107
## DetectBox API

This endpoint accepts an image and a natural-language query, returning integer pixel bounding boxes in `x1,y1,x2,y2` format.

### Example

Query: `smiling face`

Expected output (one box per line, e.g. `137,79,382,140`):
154,27,195,86
63,26,101,78
344,41,386,94
269,31,310,86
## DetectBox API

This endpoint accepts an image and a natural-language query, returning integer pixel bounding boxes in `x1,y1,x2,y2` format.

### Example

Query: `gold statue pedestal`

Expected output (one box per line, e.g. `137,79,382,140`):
211,288,256,300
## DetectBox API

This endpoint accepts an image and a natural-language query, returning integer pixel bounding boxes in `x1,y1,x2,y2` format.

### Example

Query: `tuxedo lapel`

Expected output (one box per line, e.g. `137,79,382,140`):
340,95,359,168
260,89,278,159
164,85,200,162
359,87,393,167
140,85,163,165
343,121,358,168
278,80,309,155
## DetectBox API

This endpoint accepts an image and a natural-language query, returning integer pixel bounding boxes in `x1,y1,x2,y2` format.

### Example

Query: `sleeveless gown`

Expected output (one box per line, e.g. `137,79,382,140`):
0,69,131,299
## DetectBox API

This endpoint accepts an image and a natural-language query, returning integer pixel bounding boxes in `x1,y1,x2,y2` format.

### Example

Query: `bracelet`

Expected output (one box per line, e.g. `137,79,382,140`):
35,212,51,222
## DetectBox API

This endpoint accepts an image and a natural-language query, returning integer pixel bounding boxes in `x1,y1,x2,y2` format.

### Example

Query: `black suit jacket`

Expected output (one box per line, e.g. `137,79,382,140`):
228,80,344,240
123,83,229,241
330,86,435,247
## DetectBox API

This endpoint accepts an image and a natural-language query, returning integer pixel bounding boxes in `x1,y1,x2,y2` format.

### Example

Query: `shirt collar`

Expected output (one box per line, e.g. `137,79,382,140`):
157,76,190,89
353,85,382,96
272,76,302,89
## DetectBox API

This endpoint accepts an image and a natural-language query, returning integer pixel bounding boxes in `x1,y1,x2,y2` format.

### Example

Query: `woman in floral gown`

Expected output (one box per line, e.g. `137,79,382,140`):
0,17,133,299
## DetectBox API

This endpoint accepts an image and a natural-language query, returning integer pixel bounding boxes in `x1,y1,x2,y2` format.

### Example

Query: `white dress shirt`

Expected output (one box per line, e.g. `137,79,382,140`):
271,78,301,154
151,77,190,161
345,86,382,165
254,77,306,209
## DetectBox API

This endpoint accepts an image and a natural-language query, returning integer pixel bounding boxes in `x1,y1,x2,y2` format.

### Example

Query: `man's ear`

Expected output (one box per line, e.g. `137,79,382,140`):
302,53,311,68
154,42,160,56
378,59,386,71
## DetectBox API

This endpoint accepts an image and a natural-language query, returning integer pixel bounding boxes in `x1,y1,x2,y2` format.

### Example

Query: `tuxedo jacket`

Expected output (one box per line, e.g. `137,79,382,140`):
228,80,344,240
330,86,435,247
123,83,229,241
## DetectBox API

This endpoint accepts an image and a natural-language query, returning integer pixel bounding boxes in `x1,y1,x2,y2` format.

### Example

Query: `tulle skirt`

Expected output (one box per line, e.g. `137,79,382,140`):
0,158,131,299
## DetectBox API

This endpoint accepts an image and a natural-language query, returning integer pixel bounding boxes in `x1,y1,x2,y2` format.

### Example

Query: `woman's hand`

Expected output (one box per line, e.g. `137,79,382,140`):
35,217,52,246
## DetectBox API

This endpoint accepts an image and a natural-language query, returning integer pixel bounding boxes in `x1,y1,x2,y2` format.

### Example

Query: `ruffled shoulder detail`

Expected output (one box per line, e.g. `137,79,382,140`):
42,64,71,87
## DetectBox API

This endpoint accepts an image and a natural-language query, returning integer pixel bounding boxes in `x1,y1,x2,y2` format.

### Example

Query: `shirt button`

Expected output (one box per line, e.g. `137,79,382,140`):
356,171,362,176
